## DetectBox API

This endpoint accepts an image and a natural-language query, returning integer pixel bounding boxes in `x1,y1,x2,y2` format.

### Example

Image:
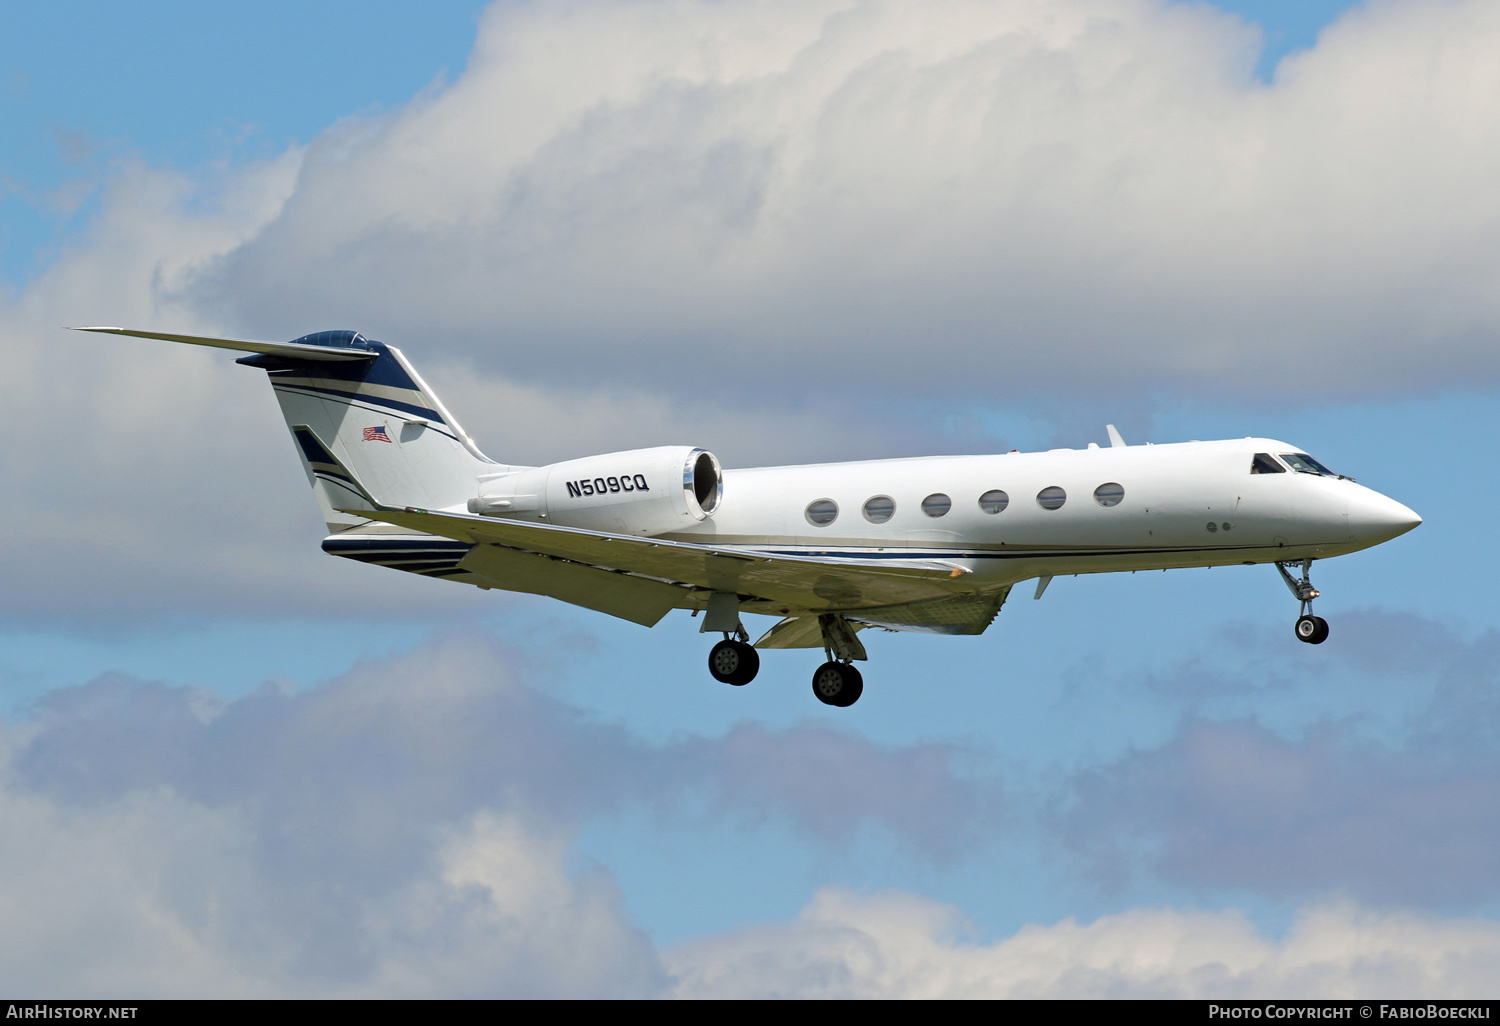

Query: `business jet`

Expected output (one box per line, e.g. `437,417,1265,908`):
74,326,1421,707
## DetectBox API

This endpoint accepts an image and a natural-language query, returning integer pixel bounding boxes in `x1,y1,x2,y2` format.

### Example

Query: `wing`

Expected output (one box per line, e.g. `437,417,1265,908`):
300,422,988,628
305,425,974,615
364,504,970,613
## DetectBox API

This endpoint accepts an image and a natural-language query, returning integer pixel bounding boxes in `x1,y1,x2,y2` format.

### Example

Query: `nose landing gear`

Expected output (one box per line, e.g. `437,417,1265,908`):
1277,559,1329,644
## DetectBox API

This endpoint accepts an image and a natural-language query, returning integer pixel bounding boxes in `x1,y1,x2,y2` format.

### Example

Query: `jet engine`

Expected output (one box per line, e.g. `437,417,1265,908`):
467,446,722,536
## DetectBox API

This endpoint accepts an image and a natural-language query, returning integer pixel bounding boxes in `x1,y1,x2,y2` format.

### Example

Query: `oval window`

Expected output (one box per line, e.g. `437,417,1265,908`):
978,489,1009,514
921,493,952,518
863,495,895,523
1036,486,1066,510
805,499,838,526
1094,482,1124,507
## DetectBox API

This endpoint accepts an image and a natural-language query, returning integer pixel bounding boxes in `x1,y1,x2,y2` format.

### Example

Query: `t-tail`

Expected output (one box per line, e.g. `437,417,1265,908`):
71,326,501,532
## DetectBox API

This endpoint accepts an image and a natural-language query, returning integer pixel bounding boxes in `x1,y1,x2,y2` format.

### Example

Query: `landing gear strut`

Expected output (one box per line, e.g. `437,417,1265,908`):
704,593,759,686
811,613,868,707
1277,559,1329,645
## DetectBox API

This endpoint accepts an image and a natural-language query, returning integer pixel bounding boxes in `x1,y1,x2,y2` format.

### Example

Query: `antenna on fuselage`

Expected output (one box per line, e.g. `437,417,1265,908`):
1106,424,1127,448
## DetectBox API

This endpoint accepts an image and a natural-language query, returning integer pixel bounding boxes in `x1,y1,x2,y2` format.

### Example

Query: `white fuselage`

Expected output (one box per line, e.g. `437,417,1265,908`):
652,437,1418,591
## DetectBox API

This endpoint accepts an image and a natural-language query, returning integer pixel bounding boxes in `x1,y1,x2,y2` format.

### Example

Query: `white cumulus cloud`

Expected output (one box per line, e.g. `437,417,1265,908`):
667,889,1500,998
0,633,996,994
184,0,1500,402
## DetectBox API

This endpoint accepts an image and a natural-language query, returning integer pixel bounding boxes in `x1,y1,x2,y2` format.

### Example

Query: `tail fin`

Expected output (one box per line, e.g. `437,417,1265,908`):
73,327,500,532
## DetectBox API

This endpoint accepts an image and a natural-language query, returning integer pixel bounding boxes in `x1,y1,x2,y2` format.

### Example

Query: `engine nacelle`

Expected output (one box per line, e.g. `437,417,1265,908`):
467,445,722,536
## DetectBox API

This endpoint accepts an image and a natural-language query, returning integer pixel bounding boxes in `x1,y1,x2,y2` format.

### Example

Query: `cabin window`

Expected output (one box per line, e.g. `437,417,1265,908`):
1280,453,1337,477
805,499,839,526
1250,453,1285,474
1094,482,1124,507
863,495,896,523
921,493,952,517
1037,486,1067,510
978,489,1009,514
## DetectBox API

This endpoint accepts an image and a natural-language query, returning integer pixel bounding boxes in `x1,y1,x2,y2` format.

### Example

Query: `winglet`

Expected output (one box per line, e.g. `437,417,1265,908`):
289,424,386,514
1106,424,1127,448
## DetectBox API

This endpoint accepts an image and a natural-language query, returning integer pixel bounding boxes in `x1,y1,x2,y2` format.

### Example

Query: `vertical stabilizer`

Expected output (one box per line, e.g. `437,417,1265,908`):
72,326,506,534
235,332,495,531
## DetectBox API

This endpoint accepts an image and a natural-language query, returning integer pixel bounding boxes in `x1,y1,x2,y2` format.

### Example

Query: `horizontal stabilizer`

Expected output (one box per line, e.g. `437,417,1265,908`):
70,326,376,362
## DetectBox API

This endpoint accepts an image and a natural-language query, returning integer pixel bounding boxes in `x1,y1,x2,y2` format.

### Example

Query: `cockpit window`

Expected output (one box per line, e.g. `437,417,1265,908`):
1250,453,1285,475
1280,453,1337,477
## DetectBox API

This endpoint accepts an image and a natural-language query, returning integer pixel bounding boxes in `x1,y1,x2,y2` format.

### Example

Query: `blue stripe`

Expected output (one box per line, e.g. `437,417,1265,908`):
285,340,420,390
239,339,421,390
272,386,466,447
760,544,1286,561
292,426,338,467
278,383,444,424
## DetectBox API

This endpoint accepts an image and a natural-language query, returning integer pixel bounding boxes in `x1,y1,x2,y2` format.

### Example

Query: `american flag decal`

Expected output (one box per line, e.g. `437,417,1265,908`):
363,425,392,443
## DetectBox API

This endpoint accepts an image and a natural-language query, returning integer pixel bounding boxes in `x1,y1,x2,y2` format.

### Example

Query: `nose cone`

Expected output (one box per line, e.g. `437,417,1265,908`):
1347,489,1422,546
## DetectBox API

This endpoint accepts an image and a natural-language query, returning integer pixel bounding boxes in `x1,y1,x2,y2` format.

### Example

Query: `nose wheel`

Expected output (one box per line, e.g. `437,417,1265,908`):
1295,614,1329,644
1277,559,1330,645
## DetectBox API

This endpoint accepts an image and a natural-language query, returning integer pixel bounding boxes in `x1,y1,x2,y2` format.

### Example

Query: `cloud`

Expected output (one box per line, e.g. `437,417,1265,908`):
1055,614,1500,907
1058,717,1500,906
667,888,1500,997
0,787,659,997
675,722,995,860
14,635,990,857
8,630,1500,997
0,158,908,628
0,633,991,993
180,0,1500,403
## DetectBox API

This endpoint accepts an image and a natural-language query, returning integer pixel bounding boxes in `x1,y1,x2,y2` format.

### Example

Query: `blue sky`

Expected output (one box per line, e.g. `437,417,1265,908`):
5,0,1500,997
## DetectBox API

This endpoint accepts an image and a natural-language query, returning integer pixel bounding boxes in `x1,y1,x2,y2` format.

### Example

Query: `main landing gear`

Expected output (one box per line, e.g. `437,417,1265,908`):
704,592,760,686
811,660,863,708
810,613,868,707
708,635,759,686
1277,559,1329,645
703,609,870,707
